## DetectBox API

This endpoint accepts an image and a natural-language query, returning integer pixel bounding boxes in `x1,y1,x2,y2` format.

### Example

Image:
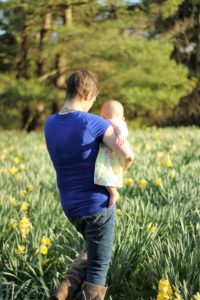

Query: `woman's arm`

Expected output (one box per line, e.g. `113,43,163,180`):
102,125,134,171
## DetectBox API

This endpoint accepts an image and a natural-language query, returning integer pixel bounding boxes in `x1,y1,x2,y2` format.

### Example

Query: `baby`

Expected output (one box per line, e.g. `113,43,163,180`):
94,100,132,207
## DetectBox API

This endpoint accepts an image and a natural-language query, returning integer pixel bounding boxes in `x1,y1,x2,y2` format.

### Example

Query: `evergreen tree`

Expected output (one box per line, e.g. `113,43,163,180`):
0,0,196,129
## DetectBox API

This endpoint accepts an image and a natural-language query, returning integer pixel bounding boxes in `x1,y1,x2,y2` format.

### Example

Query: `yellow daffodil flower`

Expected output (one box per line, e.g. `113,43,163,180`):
41,237,51,247
19,217,31,237
10,198,17,206
8,166,18,175
18,190,27,197
19,164,26,170
12,156,20,164
20,202,29,211
158,279,172,297
40,244,48,255
146,223,156,233
124,178,134,185
191,292,200,300
27,184,34,191
169,145,177,154
116,209,123,218
139,179,148,189
174,292,182,300
17,245,25,255
10,219,18,229
155,178,162,186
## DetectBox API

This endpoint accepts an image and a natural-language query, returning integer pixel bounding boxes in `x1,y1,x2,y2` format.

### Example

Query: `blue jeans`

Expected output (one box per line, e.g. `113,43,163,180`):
68,204,116,286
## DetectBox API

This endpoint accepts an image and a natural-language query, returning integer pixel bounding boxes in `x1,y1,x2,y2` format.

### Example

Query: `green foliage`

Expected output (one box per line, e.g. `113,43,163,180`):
0,74,60,129
0,0,198,128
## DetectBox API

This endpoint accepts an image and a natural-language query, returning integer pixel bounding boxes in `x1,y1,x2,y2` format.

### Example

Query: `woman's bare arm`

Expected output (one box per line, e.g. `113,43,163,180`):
103,125,134,171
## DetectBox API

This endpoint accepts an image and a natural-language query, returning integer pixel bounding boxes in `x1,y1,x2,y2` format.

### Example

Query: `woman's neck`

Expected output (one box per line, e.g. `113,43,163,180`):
61,100,84,112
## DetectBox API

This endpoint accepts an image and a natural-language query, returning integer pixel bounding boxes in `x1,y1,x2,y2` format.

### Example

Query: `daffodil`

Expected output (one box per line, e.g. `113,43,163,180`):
157,152,164,159
146,223,156,233
27,184,34,191
12,156,20,164
0,154,6,161
158,279,172,297
139,179,148,189
8,166,18,175
19,164,26,170
174,292,182,300
169,145,177,154
9,145,15,152
155,178,162,186
10,198,17,206
192,292,200,300
160,157,173,168
157,293,171,300
18,190,27,197
116,209,123,217
145,144,152,152
124,178,134,185
10,218,18,229
17,245,25,255
20,201,29,211
41,237,51,247
39,244,48,255
19,217,31,237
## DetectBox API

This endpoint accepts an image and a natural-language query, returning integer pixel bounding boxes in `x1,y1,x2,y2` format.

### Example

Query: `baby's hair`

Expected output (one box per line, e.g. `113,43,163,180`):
100,100,124,119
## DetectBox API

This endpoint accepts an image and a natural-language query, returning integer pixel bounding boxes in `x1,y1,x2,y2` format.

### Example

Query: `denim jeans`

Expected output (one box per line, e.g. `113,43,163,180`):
68,204,116,286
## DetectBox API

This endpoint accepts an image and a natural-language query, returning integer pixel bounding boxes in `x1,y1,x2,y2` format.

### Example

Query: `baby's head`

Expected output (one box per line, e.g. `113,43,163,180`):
100,100,124,120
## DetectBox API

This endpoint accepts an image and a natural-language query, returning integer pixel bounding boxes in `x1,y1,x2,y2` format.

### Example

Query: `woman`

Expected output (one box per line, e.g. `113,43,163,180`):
44,70,134,300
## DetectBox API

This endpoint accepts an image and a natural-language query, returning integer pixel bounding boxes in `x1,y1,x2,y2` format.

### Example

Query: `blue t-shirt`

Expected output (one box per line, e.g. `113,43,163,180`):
44,111,110,217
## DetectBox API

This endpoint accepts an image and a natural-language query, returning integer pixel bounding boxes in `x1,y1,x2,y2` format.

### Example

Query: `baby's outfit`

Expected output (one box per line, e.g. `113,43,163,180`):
94,119,128,188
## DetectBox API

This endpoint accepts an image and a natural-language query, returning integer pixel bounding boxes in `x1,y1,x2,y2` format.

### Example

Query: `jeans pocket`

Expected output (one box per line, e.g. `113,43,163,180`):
84,209,107,226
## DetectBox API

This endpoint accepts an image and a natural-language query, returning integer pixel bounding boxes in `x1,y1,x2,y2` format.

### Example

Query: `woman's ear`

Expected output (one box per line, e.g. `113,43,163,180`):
83,91,92,101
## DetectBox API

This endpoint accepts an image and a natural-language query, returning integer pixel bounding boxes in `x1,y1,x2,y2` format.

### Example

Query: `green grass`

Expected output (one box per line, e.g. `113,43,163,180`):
0,127,200,300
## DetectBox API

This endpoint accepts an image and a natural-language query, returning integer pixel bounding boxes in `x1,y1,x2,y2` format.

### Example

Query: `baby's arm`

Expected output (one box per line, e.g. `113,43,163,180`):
108,119,127,146
103,126,134,172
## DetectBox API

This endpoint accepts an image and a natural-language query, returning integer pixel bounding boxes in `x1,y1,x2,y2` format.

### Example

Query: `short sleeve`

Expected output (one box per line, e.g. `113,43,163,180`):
88,114,110,142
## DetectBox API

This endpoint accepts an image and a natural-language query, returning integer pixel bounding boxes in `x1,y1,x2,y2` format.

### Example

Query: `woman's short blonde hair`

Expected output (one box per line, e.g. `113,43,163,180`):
66,70,99,100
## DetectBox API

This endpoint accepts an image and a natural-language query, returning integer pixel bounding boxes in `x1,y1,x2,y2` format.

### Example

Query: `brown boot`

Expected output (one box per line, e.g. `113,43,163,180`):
52,250,88,300
82,281,107,300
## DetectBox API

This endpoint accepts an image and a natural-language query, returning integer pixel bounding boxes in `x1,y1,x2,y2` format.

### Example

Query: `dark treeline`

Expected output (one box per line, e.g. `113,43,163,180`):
0,0,200,130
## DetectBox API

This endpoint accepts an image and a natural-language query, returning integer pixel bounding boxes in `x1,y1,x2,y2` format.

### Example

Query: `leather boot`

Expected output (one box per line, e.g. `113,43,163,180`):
52,250,88,300
82,281,107,300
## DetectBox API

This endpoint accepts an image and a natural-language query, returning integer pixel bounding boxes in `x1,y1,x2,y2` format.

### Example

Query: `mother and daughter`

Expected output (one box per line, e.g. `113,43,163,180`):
44,70,134,300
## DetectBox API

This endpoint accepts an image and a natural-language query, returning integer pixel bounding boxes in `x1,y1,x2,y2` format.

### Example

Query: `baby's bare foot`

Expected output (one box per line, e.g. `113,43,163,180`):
109,191,120,207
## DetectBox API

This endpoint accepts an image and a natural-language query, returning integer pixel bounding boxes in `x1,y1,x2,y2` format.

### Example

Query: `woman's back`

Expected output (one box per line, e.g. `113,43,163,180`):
44,111,110,217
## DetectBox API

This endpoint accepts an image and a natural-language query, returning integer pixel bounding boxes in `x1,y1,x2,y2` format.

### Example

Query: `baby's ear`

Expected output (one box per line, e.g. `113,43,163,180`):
123,116,125,120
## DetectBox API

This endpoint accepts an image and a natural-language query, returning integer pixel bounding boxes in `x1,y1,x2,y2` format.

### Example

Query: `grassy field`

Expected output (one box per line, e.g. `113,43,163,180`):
0,127,200,300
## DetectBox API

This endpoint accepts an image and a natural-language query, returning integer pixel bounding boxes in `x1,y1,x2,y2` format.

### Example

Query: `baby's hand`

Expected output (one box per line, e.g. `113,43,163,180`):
116,134,125,146
109,190,120,207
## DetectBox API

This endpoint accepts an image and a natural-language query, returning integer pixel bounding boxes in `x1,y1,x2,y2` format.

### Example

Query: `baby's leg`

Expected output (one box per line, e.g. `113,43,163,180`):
107,186,120,207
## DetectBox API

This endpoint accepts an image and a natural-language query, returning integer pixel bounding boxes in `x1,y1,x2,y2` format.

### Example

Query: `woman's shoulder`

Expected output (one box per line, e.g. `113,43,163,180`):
78,112,107,125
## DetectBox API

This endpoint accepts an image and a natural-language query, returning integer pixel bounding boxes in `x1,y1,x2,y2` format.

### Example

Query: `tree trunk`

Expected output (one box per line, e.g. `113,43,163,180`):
64,6,72,26
36,11,52,76
16,3,29,78
196,9,200,77
55,53,67,88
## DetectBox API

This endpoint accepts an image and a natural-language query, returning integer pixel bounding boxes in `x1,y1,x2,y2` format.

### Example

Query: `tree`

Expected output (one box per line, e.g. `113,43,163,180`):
0,0,196,129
